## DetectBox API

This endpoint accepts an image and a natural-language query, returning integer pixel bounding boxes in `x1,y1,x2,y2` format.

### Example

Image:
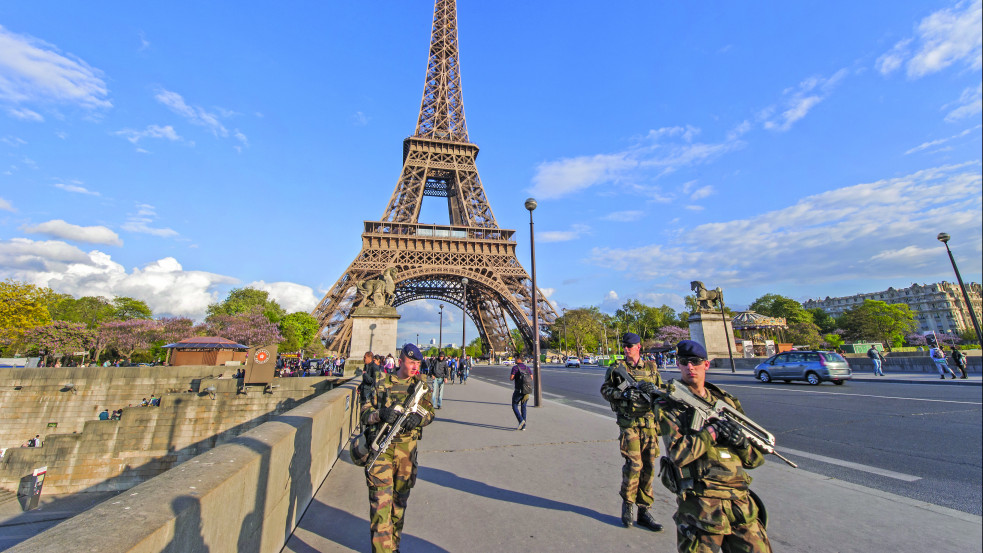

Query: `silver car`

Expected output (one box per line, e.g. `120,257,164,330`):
754,351,852,385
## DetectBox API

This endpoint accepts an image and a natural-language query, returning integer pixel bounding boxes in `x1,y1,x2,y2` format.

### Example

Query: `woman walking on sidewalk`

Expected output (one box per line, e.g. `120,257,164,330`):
510,356,533,430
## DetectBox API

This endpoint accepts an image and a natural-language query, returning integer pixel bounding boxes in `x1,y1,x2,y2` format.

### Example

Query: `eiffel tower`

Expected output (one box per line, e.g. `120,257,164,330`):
313,0,556,356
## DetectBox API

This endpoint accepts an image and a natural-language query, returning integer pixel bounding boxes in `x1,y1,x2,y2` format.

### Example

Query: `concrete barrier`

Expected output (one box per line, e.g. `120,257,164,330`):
6,380,361,553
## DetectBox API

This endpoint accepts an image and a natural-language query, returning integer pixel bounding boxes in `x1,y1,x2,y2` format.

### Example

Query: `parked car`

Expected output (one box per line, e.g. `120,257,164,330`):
582,356,593,365
565,357,581,368
754,351,852,385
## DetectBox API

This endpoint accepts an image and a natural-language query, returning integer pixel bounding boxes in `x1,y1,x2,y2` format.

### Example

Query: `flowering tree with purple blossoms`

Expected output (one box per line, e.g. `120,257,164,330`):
100,319,161,361
655,325,689,345
904,333,928,347
203,308,283,346
24,321,94,364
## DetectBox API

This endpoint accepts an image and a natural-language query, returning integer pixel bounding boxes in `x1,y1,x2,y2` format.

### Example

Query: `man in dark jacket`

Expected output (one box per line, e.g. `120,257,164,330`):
429,353,449,409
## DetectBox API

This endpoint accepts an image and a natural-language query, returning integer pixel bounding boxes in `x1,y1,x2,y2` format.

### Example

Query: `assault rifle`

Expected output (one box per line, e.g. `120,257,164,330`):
612,365,797,467
367,382,430,469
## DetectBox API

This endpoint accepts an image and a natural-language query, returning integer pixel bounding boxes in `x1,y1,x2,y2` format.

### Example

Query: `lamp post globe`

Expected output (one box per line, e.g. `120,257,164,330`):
938,232,950,243
525,198,537,212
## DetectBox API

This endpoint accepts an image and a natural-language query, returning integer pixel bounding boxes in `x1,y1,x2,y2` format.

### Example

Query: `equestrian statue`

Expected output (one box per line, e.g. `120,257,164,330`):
690,281,723,311
356,267,399,308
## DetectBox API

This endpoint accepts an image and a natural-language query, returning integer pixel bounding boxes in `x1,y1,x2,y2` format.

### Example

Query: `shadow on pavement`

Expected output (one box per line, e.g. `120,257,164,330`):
293,500,450,553
432,417,516,431
418,466,621,527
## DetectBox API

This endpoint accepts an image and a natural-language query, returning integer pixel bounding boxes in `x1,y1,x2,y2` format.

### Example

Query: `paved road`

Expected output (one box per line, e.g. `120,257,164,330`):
468,363,983,515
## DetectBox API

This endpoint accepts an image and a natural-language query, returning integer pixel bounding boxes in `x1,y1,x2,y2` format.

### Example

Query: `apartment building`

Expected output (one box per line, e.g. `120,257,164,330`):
803,281,982,334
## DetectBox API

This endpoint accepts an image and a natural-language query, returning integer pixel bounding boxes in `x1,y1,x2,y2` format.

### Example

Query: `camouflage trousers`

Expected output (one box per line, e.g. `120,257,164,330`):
618,425,660,507
674,493,771,553
366,439,419,553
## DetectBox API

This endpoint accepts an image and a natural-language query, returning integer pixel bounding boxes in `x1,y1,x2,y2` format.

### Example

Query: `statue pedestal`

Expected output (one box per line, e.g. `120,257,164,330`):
688,311,737,360
349,306,400,376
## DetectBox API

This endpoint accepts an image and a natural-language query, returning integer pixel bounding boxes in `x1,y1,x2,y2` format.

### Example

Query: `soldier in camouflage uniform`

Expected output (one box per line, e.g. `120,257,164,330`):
658,340,771,553
358,343,436,553
599,332,665,532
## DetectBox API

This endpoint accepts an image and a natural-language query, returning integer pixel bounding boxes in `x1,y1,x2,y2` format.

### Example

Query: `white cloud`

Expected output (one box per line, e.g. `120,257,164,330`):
155,88,229,137
905,124,981,154
539,287,555,299
22,219,122,246
246,280,320,314
0,25,111,114
54,181,99,195
6,107,43,121
589,163,983,288
121,203,178,238
761,70,847,132
0,197,13,211
944,82,983,121
690,185,714,200
114,124,181,144
1,136,26,146
529,125,745,200
539,223,591,243
352,111,369,126
0,239,237,319
601,210,644,222
878,0,982,79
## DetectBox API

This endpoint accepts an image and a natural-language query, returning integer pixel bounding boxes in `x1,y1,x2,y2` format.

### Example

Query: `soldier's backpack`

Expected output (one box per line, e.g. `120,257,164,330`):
516,367,533,395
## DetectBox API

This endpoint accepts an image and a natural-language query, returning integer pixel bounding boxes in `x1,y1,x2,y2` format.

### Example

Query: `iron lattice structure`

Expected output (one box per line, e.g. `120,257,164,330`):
313,0,556,356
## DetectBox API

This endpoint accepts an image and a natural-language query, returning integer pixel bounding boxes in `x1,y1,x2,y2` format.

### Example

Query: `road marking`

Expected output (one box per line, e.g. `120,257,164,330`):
725,384,983,405
779,447,922,481
572,399,602,407
542,392,563,398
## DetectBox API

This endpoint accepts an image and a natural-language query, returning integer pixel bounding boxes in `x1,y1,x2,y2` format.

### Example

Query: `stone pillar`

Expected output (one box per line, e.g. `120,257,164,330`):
688,311,737,360
348,306,401,376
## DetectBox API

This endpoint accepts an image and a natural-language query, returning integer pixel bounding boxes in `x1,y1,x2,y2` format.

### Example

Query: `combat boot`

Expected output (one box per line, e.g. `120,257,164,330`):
636,507,663,532
621,501,635,528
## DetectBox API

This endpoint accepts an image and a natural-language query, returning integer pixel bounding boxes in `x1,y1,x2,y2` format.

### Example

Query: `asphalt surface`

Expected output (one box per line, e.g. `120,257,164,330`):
468,363,983,515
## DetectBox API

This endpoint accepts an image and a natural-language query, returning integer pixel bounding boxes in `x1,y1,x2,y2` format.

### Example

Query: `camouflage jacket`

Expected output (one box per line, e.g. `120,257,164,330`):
359,373,435,443
660,382,765,500
600,358,664,429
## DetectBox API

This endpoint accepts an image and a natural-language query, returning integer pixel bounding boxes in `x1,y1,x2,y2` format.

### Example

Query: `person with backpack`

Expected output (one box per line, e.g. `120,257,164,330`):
930,344,957,379
510,356,533,430
951,347,969,379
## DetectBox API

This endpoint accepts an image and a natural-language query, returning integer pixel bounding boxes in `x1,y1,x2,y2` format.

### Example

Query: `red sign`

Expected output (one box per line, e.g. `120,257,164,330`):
255,349,271,364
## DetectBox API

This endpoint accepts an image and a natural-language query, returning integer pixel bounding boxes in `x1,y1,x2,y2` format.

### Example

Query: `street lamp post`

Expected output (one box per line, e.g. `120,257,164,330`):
717,292,736,373
438,303,444,355
562,308,568,358
938,233,983,346
461,278,468,360
525,198,542,407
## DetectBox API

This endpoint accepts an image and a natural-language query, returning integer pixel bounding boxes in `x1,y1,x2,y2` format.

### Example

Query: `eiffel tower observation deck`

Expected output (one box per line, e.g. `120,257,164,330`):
313,0,556,357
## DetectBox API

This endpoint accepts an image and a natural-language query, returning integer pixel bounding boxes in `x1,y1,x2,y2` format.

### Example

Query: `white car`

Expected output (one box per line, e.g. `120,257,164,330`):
565,357,581,368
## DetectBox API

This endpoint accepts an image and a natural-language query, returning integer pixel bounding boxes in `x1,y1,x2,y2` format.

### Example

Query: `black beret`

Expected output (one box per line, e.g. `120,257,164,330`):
676,340,707,359
402,343,422,361
621,332,641,345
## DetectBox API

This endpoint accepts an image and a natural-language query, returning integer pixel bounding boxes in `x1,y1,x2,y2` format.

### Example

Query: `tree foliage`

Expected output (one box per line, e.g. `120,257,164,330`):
278,312,321,353
807,308,837,334
203,308,283,346
24,321,94,361
0,279,53,352
749,293,812,324
840,300,916,348
824,333,845,349
655,325,690,344
207,288,285,324
785,321,824,348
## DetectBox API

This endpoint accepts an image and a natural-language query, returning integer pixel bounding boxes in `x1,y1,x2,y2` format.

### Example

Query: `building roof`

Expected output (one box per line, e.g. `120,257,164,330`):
163,336,249,350
732,311,787,330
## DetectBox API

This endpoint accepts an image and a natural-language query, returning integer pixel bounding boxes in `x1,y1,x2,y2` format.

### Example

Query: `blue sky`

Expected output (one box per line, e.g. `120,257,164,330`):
1,1,981,348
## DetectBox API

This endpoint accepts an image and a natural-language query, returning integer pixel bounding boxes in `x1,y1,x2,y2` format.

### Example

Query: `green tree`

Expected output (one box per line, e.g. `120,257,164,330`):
278,312,321,353
466,337,485,357
824,333,845,349
807,308,837,334
111,297,153,320
0,279,54,354
48,295,115,327
750,293,813,324
509,328,526,356
785,321,823,348
840,300,916,349
206,288,286,324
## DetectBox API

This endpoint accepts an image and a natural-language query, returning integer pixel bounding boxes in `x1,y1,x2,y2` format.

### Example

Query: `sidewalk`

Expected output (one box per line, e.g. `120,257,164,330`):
283,378,981,553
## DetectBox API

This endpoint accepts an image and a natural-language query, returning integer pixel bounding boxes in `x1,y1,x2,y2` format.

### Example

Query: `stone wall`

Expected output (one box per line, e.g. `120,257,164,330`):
0,366,344,494
6,381,360,553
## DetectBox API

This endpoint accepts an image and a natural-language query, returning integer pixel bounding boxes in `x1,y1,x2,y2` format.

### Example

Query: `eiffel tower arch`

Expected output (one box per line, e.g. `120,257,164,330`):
313,0,556,356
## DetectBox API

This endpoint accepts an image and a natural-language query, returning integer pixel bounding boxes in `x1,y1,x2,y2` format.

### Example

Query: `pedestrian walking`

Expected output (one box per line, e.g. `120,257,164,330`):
867,345,884,376
510,356,533,430
660,340,772,552
951,347,969,379
930,344,957,379
599,332,665,532
357,343,435,553
429,353,449,408
458,355,469,384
